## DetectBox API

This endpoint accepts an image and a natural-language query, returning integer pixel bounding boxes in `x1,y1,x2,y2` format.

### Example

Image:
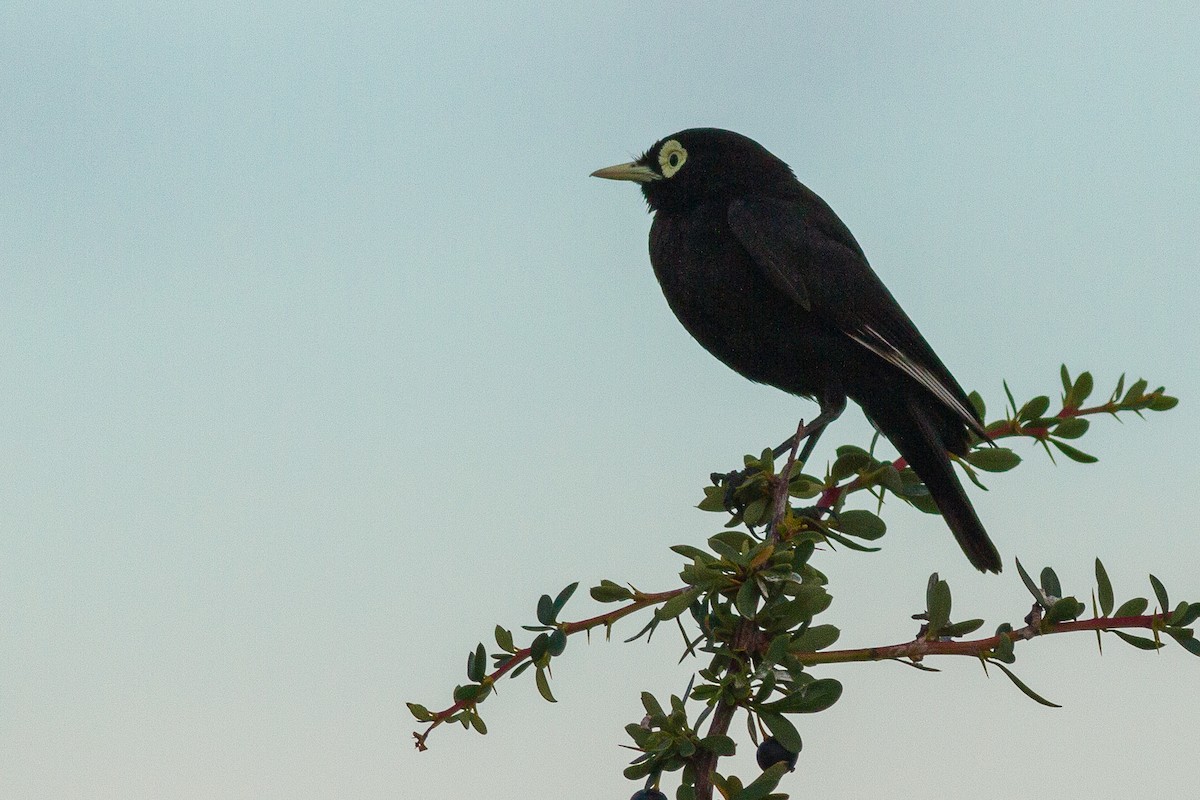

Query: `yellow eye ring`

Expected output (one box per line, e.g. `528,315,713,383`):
658,140,687,178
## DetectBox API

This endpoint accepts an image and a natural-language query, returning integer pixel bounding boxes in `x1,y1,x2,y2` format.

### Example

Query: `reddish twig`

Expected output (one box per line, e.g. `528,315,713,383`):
413,587,688,750
794,613,1168,666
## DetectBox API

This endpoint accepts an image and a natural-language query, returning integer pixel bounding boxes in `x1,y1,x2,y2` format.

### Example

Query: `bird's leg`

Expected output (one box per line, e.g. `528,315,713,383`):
712,468,752,516
771,395,847,461
771,396,848,522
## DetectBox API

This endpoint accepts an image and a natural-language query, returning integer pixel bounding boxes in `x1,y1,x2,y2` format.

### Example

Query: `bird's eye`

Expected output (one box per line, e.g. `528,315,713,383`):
658,140,687,178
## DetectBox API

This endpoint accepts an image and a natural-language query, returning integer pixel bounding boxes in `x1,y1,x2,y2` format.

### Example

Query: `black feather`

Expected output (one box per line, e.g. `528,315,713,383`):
595,128,1002,573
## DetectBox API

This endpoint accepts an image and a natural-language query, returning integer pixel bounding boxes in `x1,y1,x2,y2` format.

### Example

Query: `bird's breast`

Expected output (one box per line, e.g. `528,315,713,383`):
648,206,839,398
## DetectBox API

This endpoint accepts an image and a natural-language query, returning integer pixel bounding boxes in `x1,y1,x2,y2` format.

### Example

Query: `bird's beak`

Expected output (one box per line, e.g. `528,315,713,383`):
590,161,660,183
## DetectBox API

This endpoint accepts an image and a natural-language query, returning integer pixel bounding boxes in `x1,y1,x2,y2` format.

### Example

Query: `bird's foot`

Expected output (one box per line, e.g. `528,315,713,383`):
710,465,779,515
710,468,753,514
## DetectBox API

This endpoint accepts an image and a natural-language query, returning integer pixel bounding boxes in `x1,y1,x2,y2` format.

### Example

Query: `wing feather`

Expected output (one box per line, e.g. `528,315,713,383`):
728,195,987,440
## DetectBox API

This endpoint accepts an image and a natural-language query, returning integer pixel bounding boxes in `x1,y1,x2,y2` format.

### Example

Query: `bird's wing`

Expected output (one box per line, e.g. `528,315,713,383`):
728,195,987,438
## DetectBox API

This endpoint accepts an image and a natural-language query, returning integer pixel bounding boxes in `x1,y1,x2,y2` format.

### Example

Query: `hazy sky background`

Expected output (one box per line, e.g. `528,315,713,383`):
3,4,1198,798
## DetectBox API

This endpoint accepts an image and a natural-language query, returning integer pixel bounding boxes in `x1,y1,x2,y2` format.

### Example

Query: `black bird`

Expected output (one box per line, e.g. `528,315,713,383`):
592,128,1002,573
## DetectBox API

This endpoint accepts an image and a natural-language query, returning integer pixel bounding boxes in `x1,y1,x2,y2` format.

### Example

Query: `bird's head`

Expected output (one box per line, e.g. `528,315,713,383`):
591,128,796,213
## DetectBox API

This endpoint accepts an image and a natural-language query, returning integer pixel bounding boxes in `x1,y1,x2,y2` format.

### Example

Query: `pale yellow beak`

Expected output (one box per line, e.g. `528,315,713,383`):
589,161,660,183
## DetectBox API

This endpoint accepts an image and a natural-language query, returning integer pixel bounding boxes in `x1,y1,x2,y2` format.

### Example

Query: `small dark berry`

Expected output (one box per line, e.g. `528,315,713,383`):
755,736,800,771
629,790,668,800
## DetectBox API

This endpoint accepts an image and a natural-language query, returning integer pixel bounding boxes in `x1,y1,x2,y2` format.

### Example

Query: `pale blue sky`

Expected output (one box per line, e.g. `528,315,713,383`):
3,4,1198,798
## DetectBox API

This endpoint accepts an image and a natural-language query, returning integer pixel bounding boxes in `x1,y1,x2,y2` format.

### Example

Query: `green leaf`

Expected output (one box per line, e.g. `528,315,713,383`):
1003,380,1018,417
467,643,487,681
940,618,986,638
495,626,516,653
1044,597,1084,625
834,509,886,540
529,632,550,663
453,683,481,703
753,669,780,704
1123,378,1148,404
698,485,729,512
590,580,633,603
656,587,702,621
736,580,760,619
1015,559,1049,609
468,711,487,735
1114,597,1149,618
743,497,769,527
893,466,935,507
547,629,567,657
552,582,579,617
535,667,556,702
787,470,825,494
1052,417,1089,439
1095,559,1114,617
757,710,803,753
1149,574,1169,612
762,637,789,672
926,574,951,633
736,762,790,800
700,734,737,756
1060,364,1072,395
1039,567,1062,600
794,678,842,713
1147,394,1179,411
817,526,882,552
790,624,840,653
905,490,940,514
640,691,665,718
992,632,1015,663
714,528,755,548
1072,371,1094,406
762,597,813,632
1017,395,1050,422
710,531,754,560
1171,602,1200,627
1112,630,1162,651
968,390,986,419
835,444,872,459
963,447,1022,472
625,722,651,747
406,702,433,722
991,661,1062,707
1110,372,1126,402
536,594,555,626
791,540,816,571
831,450,870,481
671,544,714,562
781,584,832,621
877,464,905,495
1049,439,1099,463
1170,633,1200,658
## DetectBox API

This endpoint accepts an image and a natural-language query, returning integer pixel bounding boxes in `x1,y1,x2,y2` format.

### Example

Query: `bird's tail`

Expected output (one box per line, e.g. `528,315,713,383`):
873,395,1003,574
